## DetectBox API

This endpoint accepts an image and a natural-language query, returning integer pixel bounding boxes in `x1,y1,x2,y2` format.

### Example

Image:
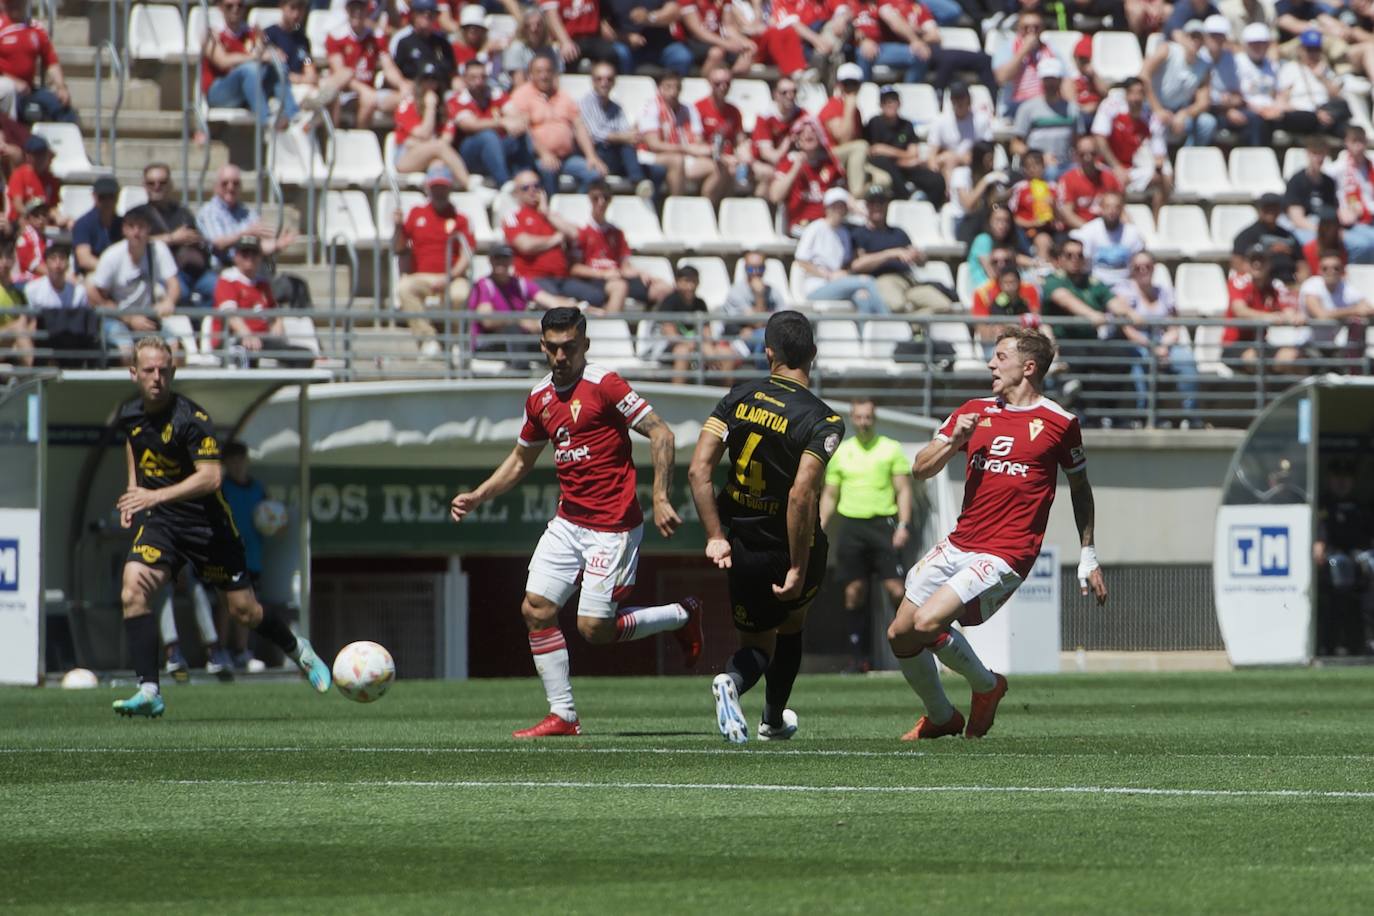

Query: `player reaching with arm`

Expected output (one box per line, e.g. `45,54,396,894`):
112,337,331,718
450,308,704,738
689,311,845,744
887,327,1107,740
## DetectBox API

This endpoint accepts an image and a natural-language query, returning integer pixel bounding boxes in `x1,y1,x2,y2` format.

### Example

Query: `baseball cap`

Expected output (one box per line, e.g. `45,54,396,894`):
93,175,119,196
235,234,263,253
1203,14,1230,35
1182,18,1205,33
1258,192,1284,209
1038,57,1065,79
460,5,487,27
1073,34,1093,59
425,164,455,187
24,135,48,154
879,86,899,101
948,79,970,99
21,197,45,215
864,184,891,202
1300,28,1322,48
1242,22,1272,43
490,243,514,259
836,62,864,83
822,186,850,207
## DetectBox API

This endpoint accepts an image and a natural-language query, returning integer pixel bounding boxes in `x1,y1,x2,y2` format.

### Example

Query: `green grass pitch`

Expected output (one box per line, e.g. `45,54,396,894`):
5,668,1374,914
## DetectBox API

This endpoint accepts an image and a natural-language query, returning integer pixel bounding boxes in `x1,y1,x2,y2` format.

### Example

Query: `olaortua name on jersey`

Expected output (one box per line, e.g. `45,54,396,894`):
518,364,653,533
937,396,1085,577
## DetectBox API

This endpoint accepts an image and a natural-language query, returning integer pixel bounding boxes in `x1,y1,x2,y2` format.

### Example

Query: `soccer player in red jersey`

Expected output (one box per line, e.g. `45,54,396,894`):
887,328,1108,740
450,308,704,737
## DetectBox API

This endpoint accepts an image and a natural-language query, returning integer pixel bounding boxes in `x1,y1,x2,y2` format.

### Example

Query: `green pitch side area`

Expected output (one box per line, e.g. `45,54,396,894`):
4,670,1374,914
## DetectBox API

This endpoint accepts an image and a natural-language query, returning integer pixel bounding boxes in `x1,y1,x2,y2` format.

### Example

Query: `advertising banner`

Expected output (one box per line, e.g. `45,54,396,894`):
1213,504,1312,666
0,508,41,685
960,548,1060,674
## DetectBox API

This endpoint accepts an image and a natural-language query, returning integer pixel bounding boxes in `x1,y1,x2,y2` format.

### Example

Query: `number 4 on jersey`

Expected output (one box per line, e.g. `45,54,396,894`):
734,432,766,497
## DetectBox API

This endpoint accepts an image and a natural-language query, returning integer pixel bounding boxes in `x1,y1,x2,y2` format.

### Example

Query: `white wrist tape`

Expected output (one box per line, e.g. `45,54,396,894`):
1077,545,1099,585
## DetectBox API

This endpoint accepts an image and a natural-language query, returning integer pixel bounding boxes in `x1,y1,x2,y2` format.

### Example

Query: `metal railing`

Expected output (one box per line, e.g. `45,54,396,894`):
92,40,124,171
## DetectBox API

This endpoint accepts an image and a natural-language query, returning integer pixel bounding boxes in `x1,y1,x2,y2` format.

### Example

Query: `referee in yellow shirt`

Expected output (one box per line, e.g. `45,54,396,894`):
819,398,912,673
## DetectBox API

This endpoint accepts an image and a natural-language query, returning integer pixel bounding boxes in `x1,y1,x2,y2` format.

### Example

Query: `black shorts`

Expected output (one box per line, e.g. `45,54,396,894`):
834,516,906,585
726,533,828,633
128,516,251,591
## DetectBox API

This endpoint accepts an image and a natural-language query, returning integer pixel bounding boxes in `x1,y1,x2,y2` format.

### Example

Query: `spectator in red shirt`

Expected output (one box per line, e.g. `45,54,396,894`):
1008,150,1061,260
1091,77,1172,219
637,71,722,200
393,166,475,356
212,235,314,366
0,0,75,125
694,67,752,202
768,119,845,237
730,0,813,81
1224,244,1306,372
501,169,604,303
542,0,631,74
669,0,755,75
1056,133,1124,230
750,77,803,190
1072,34,1108,123
969,247,1043,355
201,0,301,130
392,61,472,184
569,181,673,313
324,0,404,128
453,5,502,76
448,59,536,188
12,198,46,286
7,134,59,225
819,63,874,198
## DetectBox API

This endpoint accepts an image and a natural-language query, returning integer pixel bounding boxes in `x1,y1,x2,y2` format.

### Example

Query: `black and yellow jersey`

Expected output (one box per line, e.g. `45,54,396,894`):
704,373,845,550
116,393,232,528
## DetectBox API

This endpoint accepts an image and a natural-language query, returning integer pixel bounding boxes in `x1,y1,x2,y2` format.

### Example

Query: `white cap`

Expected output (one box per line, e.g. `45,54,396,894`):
1242,22,1272,43
823,186,851,207
1037,57,1065,79
1203,14,1230,35
1182,18,1205,32
460,5,487,27
835,62,864,83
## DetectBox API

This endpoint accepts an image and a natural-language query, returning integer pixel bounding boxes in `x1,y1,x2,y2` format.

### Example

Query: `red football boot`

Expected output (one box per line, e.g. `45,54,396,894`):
900,708,966,741
673,597,705,668
512,714,583,738
964,673,1009,738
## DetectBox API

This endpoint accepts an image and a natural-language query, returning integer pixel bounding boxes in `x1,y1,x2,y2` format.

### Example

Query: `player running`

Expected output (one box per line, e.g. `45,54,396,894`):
888,327,1107,740
450,308,704,738
112,337,331,718
689,311,844,744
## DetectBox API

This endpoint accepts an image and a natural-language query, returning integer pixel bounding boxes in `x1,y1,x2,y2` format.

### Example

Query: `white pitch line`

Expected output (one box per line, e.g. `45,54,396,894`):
156,777,1374,800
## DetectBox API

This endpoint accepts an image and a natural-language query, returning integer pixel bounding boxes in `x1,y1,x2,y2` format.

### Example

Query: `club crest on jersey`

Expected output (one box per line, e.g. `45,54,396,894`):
540,391,552,407
1029,418,1044,441
824,433,839,454
570,399,582,423
162,423,173,443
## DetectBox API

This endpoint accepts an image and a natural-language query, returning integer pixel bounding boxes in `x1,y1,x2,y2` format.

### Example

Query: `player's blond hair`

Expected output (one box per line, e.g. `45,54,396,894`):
995,327,1055,384
133,336,174,365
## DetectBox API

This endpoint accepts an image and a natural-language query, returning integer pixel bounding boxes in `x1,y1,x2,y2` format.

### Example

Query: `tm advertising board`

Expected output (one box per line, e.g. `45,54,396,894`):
0,508,41,684
1213,503,1312,666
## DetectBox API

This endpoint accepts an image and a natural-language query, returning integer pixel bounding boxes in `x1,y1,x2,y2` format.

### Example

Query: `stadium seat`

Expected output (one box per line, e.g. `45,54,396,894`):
1152,262,1174,290
117,186,147,216
270,125,330,186
186,5,226,53
1229,147,1285,197
128,4,187,61
321,189,379,247
677,256,731,310
915,260,955,290
862,319,913,361
607,196,671,253
1209,204,1257,253
679,77,709,110
983,26,1010,59
661,197,729,254
1143,31,1165,58
452,192,497,248
247,7,282,29
305,9,339,60
732,256,793,305
329,130,386,187
1090,32,1144,85
628,255,675,287
789,259,811,306
485,13,518,43
725,79,772,133
939,83,995,121
888,200,954,255
813,319,867,373
1345,264,1374,301
551,193,591,227
931,322,985,372
32,123,111,181
1125,204,1161,252
940,27,983,52
382,133,425,187
375,189,425,244
1040,30,1083,72
1282,146,1309,180
584,318,648,372
58,184,92,223
162,314,219,367
609,75,656,122
280,315,325,360
955,260,972,305
1174,147,1239,202
1191,324,1233,377
718,198,794,256
559,74,592,101
1157,205,1223,259
1174,262,1228,316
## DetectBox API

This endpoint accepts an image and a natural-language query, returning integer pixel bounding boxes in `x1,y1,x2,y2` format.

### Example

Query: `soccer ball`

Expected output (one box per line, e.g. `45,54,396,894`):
60,668,98,689
253,500,289,537
332,641,395,703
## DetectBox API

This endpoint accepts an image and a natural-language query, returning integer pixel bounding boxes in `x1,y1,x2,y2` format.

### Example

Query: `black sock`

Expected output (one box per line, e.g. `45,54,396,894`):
726,647,769,696
848,611,866,662
763,631,803,727
125,614,159,687
253,608,298,656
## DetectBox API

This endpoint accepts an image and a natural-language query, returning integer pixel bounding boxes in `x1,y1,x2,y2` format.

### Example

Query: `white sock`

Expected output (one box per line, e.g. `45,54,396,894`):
897,650,955,724
615,603,688,641
158,590,178,645
191,583,219,645
934,629,997,693
139,681,160,698
288,636,306,663
529,626,576,722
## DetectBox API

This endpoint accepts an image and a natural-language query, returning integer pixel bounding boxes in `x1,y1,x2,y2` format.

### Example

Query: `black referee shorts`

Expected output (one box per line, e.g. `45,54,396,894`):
725,533,828,633
834,515,906,586
128,516,251,591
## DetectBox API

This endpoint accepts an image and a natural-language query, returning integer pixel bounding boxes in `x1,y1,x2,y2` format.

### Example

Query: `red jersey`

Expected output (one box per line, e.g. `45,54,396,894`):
750,104,803,158
1055,166,1121,223
541,0,600,38
695,96,744,154
13,221,41,282
503,204,568,279
519,365,655,531
1224,271,1291,344
401,202,474,275
1093,99,1152,169
769,0,822,27
445,87,508,138
393,95,428,146
0,18,57,85
575,222,629,272
817,94,862,146
1009,178,1056,228
201,24,261,94
937,396,1085,576
7,162,56,213
672,0,723,39
325,23,383,84
970,279,1040,317
211,265,277,348
778,153,843,233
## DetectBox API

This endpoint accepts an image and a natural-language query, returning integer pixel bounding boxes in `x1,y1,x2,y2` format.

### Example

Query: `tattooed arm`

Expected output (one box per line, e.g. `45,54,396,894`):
1067,469,1107,605
634,411,681,538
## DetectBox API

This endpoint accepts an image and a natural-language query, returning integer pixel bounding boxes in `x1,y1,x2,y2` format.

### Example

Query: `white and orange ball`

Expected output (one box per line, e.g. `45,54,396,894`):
332,641,395,703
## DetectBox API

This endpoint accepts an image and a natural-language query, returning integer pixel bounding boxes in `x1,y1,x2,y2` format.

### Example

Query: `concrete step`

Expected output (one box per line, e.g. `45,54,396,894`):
78,108,186,138
109,136,233,173
50,16,90,47
69,76,160,112
288,263,357,306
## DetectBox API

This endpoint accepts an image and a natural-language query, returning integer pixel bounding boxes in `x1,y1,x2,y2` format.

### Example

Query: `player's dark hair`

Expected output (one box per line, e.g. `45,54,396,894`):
223,440,248,459
764,310,817,370
541,306,586,336
996,327,1056,385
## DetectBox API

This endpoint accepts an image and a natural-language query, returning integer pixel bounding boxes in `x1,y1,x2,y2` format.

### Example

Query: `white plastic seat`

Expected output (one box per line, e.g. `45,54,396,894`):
1192,324,1233,377
320,189,378,246
814,319,866,372
270,125,329,186
609,75,657,122
1174,262,1228,316
584,318,647,371
32,123,110,181
305,9,340,60
117,186,148,216
915,260,954,289
606,196,669,253
451,192,497,248
280,315,322,358
375,189,426,244
931,321,985,371
1157,205,1223,259
628,255,674,287
1345,264,1374,301
550,193,591,227
888,200,948,251
679,77,710,110
677,256,730,311
789,259,811,305
329,130,386,187
186,5,226,53
1282,146,1308,179
558,74,592,102
1041,31,1083,73
247,7,282,30
661,197,728,253
128,5,187,61
1152,262,1173,290
940,27,983,52
382,132,427,187
862,318,914,360
718,198,794,255
1210,204,1257,252
725,79,772,133
1229,147,1284,197
1124,203,1161,251
892,83,940,128
58,184,93,222
162,314,219,367
1174,147,1238,202
955,260,973,306
485,13,518,43
1090,32,1143,85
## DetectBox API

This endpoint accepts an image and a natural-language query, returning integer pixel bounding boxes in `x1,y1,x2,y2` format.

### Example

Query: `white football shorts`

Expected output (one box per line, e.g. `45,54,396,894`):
904,537,1023,626
526,515,642,618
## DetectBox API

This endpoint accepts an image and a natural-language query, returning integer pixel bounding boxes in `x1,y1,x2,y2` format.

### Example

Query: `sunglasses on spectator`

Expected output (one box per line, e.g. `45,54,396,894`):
145,178,169,188
746,266,764,274
1131,262,1153,272
777,88,796,96
1019,22,1042,32
516,182,540,191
